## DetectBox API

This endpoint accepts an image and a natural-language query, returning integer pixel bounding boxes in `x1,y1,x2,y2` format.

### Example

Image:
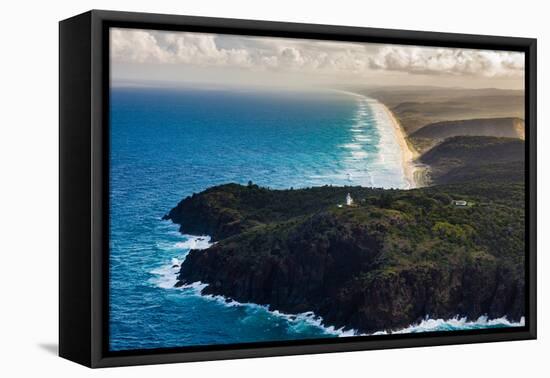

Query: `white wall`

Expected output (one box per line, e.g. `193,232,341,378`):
0,0,547,376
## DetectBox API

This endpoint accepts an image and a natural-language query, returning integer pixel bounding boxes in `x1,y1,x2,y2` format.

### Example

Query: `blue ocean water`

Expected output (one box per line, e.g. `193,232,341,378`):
109,86,521,351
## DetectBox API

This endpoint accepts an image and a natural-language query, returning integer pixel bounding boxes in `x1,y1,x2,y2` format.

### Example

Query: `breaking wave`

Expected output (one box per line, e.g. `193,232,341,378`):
372,315,525,335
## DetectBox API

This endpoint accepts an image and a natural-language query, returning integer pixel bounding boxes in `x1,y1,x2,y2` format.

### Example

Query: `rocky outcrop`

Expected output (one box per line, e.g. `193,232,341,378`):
166,182,525,333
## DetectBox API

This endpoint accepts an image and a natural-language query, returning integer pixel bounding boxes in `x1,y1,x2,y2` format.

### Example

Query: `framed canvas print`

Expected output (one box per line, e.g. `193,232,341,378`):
59,10,537,368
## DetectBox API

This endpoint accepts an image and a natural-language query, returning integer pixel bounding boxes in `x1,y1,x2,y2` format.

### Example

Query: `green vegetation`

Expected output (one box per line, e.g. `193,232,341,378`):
410,117,524,153
168,178,525,333
163,86,528,334
420,136,525,185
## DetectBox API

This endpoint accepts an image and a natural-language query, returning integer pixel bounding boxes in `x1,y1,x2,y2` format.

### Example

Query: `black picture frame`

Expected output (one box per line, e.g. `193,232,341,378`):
59,9,537,368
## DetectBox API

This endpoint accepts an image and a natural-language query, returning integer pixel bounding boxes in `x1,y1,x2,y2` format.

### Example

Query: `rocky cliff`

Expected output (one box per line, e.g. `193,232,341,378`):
164,182,525,334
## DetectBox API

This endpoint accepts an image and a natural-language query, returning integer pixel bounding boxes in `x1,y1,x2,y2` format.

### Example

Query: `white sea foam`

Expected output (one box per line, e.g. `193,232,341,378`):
329,90,413,189
151,234,361,338
149,257,182,289
353,135,372,142
178,280,360,337
371,315,525,335
151,240,523,338
179,280,209,292
367,99,409,189
155,235,213,251
340,143,362,150
182,281,524,337
351,150,369,159
174,235,213,250
149,234,213,288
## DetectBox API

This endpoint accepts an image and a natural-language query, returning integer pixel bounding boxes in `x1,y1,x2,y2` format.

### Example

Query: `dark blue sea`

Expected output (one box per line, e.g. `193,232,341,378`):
109,86,522,351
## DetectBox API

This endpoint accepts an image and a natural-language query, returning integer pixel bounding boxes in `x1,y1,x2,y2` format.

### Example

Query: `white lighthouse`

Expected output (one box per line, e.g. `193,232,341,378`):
346,193,353,206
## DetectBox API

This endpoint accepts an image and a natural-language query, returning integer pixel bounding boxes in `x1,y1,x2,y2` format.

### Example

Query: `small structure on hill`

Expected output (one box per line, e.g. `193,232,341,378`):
346,193,354,206
452,200,468,207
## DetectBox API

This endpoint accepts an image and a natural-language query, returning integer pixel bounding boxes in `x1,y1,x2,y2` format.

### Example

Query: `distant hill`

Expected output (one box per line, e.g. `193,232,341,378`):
419,136,525,185
362,86,524,109
389,96,525,135
410,117,525,152
356,86,525,135
412,117,524,140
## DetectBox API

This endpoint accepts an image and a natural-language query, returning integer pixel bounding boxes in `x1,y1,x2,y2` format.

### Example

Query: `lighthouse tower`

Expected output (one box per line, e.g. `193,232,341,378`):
346,193,353,206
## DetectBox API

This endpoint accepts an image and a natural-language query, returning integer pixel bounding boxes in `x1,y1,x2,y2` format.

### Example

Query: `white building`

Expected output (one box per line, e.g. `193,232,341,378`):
346,193,353,206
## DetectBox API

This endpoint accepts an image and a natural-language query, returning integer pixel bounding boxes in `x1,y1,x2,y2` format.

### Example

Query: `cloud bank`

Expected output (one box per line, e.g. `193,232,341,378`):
111,28,524,85
368,45,524,77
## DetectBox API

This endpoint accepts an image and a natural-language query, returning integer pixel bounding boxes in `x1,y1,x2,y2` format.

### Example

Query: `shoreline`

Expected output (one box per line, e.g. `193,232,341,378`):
156,234,524,341
163,183,525,342
152,233,358,338
376,100,429,189
335,89,428,189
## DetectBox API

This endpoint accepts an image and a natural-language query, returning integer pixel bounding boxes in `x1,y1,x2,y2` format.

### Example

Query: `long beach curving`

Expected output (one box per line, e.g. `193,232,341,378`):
336,90,421,190
369,97,421,189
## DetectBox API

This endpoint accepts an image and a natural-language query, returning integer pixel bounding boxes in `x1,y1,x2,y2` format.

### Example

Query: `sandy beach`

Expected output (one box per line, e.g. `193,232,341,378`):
377,101,428,189
337,90,428,189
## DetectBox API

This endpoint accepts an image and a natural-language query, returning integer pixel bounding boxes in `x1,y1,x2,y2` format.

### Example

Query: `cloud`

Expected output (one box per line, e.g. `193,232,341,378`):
111,29,170,63
110,29,254,67
110,28,524,79
368,46,524,77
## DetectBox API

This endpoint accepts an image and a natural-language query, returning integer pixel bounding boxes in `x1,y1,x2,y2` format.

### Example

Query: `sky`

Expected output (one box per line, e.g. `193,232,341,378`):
110,27,525,90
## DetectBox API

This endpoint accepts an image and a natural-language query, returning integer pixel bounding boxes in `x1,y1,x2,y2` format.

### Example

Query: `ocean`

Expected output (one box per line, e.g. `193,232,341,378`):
109,86,522,351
